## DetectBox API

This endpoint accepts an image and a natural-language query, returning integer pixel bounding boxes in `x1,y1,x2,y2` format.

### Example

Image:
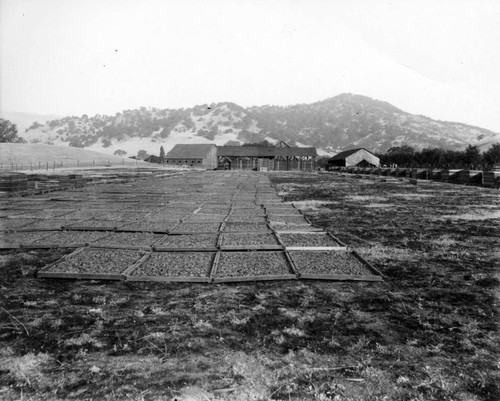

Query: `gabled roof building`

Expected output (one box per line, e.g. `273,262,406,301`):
327,148,380,168
165,144,217,169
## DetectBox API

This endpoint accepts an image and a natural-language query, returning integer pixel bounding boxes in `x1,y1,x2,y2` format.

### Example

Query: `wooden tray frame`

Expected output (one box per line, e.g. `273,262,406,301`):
153,246,218,252
115,226,171,234
221,221,272,233
22,243,85,249
124,251,213,283
298,273,383,282
218,231,282,250
285,246,347,251
212,274,297,283
89,244,153,251
287,249,384,281
169,222,222,235
211,250,297,282
23,231,112,249
276,231,348,249
153,233,219,251
220,245,284,251
37,247,145,281
272,227,324,233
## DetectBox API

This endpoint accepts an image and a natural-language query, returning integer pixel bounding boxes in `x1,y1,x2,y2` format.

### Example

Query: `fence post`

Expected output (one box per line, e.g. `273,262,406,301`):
53,161,55,171
46,162,48,171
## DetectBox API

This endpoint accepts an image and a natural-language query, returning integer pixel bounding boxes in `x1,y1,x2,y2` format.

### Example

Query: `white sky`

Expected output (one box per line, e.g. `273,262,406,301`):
1,0,499,132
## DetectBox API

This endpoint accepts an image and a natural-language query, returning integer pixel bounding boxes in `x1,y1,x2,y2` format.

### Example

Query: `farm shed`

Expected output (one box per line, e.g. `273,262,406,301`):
217,143,317,171
165,144,217,169
326,148,380,169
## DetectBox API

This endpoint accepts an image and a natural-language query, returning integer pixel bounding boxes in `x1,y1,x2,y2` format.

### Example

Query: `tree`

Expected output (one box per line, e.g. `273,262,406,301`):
0,119,25,143
114,149,127,157
242,140,275,147
461,144,481,167
160,145,165,161
224,140,241,146
385,145,415,166
483,143,500,167
137,150,149,160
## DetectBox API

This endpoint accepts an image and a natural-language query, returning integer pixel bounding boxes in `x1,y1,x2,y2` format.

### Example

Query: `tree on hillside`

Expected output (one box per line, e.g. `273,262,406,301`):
0,119,26,143
114,149,127,157
224,140,241,146
483,143,500,167
242,140,275,147
137,150,149,160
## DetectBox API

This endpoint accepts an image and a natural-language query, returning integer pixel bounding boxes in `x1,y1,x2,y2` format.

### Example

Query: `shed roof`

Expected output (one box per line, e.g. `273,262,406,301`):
328,148,375,161
217,146,275,157
275,147,317,157
166,144,216,159
217,146,317,158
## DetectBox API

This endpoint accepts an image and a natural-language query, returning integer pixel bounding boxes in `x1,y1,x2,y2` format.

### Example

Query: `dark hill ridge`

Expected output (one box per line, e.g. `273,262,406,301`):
20,94,500,153
246,94,499,152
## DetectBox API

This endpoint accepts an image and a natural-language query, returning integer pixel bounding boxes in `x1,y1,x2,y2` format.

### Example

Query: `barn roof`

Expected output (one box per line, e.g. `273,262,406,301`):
328,148,375,161
275,147,317,157
217,146,276,157
217,146,317,158
166,144,216,159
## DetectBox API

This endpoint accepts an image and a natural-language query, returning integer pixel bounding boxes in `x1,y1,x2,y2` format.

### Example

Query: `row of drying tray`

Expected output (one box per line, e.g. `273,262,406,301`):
2,230,345,251
36,246,383,283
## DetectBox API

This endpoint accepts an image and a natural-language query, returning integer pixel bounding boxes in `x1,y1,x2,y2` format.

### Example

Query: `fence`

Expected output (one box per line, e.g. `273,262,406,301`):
0,158,145,172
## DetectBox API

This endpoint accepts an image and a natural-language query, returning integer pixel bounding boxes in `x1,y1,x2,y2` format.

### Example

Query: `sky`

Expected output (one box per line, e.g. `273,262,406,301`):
1,0,500,132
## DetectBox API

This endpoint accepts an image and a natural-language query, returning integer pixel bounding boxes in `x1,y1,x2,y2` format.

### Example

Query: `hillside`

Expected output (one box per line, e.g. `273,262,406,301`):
17,94,500,157
247,94,500,153
0,111,60,134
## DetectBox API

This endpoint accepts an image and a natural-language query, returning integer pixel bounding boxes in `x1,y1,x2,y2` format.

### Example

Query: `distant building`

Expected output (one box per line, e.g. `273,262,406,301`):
217,141,317,171
326,148,380,169
165,144,217,169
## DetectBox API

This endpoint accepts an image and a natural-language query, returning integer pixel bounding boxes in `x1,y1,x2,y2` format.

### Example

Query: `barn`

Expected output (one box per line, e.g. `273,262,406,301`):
165,144,217,169
326,148,380,169
217,142,317,171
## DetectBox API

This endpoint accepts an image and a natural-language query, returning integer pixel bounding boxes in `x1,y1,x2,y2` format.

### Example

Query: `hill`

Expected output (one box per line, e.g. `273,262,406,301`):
247,94,500,153
0,111,60,134
17,94,500,156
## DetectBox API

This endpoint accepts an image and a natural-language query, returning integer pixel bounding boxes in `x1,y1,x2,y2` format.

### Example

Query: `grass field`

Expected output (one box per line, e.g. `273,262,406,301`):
0,143,147,171
0,172,498,400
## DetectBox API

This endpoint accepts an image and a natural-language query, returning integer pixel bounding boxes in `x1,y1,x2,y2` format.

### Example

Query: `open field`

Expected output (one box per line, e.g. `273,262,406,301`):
0,171,499,400
0,143,149,171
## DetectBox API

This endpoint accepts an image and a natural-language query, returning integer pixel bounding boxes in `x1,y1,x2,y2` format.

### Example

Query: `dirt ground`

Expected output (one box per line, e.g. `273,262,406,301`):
1,171,498,400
